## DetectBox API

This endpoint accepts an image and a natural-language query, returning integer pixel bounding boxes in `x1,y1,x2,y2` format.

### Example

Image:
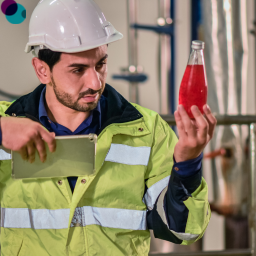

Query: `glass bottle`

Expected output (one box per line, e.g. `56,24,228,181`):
178,40,208,119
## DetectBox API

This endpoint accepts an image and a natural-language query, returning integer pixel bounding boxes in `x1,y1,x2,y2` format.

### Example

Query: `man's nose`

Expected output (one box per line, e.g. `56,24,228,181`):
84,68,102,91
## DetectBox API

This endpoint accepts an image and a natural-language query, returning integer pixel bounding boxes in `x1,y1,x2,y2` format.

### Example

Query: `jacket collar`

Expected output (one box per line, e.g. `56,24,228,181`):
5,84,143,134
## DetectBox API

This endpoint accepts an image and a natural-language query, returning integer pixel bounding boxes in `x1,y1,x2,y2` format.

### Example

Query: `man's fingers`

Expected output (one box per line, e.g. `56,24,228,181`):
178,105,196,137
191,105,209,143
18,147,29,161
39,128,56,153
203,105,217,139
174,110,187,138
34,135,47,163
27,142,36,163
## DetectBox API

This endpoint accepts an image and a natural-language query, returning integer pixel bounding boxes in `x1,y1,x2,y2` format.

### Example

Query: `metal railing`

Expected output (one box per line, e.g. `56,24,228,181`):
161,114,256,126
148,115,256,256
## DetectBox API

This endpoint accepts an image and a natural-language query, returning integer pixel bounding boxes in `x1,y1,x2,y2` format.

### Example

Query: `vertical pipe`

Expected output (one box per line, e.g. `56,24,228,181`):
158,0,171,115
191,0,197,41
255,0,256,114
250,123,256,255
127,0,139,104
170,0,175,115
240,0,249,116
191,0,201,41
157,0,162,113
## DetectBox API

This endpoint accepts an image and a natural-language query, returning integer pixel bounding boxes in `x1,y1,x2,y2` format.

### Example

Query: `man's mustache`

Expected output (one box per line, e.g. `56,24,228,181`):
78,88,103,99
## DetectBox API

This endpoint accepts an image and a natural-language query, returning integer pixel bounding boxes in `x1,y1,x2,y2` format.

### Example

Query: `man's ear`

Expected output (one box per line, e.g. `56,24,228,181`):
32,58,51,84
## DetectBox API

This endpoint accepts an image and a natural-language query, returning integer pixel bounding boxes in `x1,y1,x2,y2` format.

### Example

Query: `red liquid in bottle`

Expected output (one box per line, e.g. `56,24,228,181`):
179,65,208,119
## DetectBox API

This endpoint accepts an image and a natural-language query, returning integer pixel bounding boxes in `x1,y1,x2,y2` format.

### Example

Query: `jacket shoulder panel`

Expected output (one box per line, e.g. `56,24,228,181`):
0,101,13,116
131,103,173,137
131,103,158,119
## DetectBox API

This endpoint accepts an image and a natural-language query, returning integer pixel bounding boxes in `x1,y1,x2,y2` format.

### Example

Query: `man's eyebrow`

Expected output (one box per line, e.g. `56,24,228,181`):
98,54,108,63
68,63,89,68
67,54,109,68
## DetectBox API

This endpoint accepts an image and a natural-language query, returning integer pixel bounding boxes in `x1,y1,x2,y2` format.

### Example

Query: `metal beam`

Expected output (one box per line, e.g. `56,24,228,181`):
161,115,256,126
250,124,256,256
127,0,139,104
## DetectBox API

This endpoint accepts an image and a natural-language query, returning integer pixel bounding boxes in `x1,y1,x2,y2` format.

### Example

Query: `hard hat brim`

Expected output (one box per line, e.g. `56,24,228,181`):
25,32,123,54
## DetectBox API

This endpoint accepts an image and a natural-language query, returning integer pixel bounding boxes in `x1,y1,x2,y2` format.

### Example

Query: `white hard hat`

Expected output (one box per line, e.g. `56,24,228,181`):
25,0,123,56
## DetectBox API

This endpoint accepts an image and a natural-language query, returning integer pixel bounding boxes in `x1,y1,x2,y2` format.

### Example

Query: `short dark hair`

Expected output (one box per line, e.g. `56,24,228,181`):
38,49,62,71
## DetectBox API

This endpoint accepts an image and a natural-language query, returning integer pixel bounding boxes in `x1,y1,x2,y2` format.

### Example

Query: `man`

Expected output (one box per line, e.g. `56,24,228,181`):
0,0,216,255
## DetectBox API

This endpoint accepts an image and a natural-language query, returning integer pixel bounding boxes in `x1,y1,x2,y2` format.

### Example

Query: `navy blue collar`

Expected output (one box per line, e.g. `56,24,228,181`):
38,87,102,134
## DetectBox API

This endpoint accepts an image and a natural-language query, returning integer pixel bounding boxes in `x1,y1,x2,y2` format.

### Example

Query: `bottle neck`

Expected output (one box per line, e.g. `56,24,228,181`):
188,49,205,65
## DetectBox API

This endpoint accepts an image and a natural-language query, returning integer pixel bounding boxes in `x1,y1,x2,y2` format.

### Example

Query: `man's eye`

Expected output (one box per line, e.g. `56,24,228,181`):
73,68,83,74
96,62,106,69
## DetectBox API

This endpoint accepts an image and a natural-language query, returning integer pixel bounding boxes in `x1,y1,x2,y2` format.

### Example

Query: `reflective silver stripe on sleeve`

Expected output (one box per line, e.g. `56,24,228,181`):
0,149,11,160
105,144,151,166
169,230,199,241
156,187,199,242
2,207,147,230
143,175,170,210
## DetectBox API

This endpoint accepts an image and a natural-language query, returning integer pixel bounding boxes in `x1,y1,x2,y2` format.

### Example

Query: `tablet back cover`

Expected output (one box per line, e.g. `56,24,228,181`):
11,134,97,179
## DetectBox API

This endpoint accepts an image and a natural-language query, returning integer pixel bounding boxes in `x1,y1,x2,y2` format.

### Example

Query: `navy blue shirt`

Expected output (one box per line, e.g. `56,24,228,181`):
38,87,202,192
39,87,106,192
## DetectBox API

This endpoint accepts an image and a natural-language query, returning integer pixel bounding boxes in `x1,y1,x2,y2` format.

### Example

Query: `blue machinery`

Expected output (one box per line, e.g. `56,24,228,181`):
112,0,175,115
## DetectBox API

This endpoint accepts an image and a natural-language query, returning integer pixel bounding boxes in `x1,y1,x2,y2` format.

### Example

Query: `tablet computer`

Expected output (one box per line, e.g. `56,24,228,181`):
11,134,97,179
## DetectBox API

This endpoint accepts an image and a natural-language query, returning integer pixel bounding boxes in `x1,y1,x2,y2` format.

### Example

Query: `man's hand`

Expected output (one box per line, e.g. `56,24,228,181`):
1,117,56,163
174,105,217,163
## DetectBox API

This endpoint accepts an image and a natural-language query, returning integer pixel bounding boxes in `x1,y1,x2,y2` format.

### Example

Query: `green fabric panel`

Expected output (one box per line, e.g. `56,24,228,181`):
1,226,150,256
1,169,71,209
0,101,12,116
78,161,146,210
145,112,178,188
182,177,211,245
1,228,68,256
86,225,150,256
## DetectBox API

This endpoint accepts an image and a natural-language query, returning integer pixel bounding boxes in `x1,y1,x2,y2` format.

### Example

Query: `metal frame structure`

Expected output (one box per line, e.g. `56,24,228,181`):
148,115,256,256
113,0,175,110
112,0,149,104
126,0,139,104
157,0,172,115
131,0,175,114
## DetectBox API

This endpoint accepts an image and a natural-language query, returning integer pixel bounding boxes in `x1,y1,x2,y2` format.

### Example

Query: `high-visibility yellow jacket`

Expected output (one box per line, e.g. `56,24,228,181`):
0,84,210,256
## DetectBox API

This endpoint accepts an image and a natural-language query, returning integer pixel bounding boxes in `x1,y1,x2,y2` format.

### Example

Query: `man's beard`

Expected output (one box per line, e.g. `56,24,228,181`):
51,76,103,112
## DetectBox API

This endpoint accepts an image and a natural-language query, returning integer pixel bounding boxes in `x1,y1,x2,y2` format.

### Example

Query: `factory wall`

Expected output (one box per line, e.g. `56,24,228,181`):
0,0,191,113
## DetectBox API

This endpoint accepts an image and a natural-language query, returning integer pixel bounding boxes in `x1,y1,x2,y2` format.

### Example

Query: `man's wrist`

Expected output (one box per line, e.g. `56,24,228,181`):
172,153,203,178
173,151,201,163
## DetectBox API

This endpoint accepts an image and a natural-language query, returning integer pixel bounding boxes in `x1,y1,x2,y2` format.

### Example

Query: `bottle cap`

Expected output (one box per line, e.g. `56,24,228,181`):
192,40,205,50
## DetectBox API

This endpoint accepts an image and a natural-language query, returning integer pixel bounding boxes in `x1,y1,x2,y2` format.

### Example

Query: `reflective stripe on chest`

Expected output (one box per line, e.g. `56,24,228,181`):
1,206,147,231
105,144,151,166
0,149,11,160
